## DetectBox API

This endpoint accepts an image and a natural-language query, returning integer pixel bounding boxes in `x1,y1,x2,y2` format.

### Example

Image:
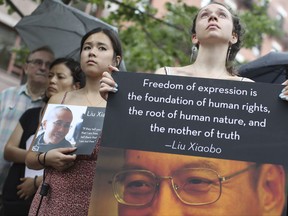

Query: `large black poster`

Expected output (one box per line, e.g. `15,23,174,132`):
101,72,288,164
88,72,288,216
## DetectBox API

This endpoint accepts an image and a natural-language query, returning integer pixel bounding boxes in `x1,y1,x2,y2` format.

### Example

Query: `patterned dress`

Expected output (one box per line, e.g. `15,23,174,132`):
29,92,100,216
28,146,99,216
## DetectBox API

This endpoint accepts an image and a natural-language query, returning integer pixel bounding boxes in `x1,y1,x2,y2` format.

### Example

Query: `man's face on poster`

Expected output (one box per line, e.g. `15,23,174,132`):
42,109,73,144
114,150,286,216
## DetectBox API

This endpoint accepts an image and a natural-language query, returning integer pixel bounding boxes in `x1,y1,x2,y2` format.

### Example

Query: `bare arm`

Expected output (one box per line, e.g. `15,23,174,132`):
17,175,43,200
25,144,77,171
4,123,27,163
47,91,66,104
25,145,45,170
25,100,77,171
25,105,49,170
154,67,166,75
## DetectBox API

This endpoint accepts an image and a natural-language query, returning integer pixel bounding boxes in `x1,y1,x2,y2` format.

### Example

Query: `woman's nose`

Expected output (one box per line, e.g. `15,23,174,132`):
208,14,218,21
50,76,56,83
89,47,97,57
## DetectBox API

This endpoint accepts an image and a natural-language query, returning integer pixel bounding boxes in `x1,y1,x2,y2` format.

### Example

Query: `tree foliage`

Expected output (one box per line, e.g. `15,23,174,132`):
92,0,281,72
1,0,282,72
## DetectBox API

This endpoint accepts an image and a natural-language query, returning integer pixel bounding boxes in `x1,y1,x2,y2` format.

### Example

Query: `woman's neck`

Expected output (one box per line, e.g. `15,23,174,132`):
82,81,106,107
192,44,230,78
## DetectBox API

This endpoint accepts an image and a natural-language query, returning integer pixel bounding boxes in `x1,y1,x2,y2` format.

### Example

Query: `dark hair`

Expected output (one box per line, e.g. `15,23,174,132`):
49,58,86,88
27,46,54,61
43,58,86,103
190,2,245,75
80,27,123,68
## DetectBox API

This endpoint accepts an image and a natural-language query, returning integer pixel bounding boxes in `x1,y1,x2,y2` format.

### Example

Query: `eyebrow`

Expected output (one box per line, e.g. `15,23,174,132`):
49,71,67,75
199,8,229,15
54,120,71,123
84,41,108,47
182,160,220,171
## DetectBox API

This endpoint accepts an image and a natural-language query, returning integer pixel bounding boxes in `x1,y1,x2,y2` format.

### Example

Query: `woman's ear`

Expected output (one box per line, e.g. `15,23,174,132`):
230,32,238,44
191,33,199,44
114,55,122,68
73,82,81,90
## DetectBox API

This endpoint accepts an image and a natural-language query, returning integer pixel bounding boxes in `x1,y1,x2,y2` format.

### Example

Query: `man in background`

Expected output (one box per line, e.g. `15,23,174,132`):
0,46,54,196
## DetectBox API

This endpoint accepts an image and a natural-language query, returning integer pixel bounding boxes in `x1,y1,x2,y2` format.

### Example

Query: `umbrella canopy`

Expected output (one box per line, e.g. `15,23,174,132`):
238,52,288,84
15,0,126,70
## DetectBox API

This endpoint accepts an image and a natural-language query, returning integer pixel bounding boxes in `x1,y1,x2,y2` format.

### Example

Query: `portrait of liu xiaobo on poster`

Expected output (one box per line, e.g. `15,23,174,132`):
88,72,288,216
32,104,105,155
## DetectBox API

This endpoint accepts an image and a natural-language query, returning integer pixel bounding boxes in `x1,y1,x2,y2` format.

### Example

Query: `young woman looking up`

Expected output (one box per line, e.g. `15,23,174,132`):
99,2,288,100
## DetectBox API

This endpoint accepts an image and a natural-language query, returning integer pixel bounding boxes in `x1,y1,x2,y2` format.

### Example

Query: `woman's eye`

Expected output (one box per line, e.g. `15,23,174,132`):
98,46,107,51
200,13,208,18
83,46,91,50
219,13,227,18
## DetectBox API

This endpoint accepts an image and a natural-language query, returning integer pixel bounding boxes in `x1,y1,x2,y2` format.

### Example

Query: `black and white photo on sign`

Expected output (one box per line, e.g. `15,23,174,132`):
32,104,87,152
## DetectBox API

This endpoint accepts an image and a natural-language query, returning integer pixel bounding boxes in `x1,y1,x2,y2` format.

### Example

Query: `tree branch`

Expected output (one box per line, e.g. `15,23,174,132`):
108,0,184,31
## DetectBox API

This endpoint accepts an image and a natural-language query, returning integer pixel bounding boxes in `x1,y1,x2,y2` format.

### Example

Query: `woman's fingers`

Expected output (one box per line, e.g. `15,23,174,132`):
100,71,119,100
279,80,288,101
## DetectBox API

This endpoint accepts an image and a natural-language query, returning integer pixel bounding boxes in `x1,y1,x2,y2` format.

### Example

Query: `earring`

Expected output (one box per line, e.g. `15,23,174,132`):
226,46,232,64
190,45,198,62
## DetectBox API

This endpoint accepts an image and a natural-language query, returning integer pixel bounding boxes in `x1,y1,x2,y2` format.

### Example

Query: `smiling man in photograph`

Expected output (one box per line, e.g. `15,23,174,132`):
32,105,74,152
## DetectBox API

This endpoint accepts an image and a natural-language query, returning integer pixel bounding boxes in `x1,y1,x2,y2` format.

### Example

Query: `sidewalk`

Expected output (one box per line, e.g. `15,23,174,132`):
0,70,20,92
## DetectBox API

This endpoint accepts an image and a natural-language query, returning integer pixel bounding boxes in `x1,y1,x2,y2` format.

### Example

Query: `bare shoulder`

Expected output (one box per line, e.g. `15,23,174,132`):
48,91,80,104
49,89,87,106
154,67,166,75
230,76,254,82
48,92,67,104
154,66,181,75
155,65,191,76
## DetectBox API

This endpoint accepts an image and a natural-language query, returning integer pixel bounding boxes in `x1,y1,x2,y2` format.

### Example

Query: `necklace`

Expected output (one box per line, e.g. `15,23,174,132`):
85,93,105,107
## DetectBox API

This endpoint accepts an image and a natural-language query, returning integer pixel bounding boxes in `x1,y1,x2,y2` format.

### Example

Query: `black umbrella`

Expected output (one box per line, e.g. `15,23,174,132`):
14,0,126,70
238,52,288,84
